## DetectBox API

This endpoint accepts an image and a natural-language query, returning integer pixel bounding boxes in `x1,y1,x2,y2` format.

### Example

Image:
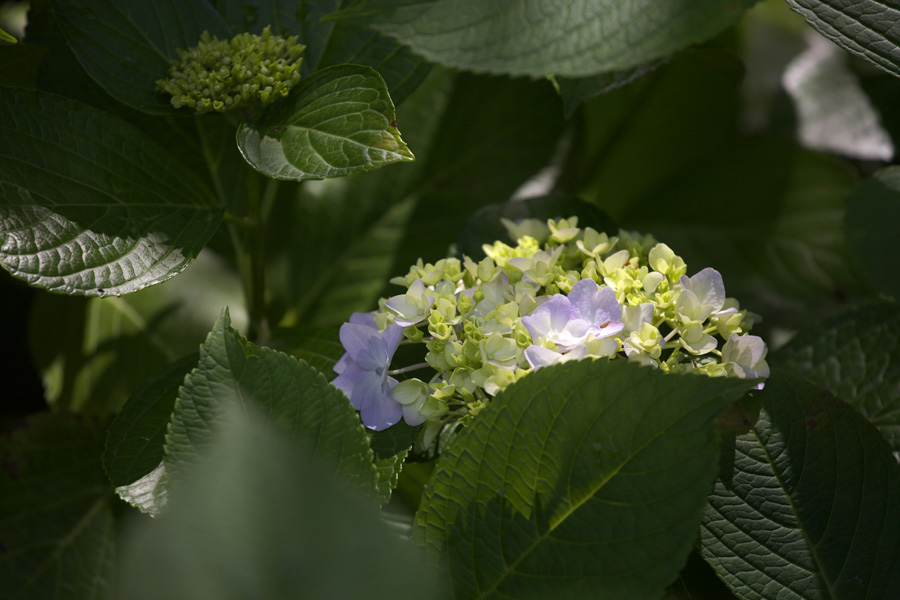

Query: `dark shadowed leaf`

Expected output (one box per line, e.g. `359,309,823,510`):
845,166,900,300
775,300,900,452
701,371,900,598
51,0,229,113
0,413,117,600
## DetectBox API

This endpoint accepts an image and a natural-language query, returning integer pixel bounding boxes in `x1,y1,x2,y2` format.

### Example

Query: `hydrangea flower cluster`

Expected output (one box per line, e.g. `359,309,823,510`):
157,26,304,114
334,218,769,449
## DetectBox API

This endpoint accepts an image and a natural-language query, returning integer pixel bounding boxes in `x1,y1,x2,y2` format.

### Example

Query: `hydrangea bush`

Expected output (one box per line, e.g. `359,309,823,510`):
2,2,898,599
336,218,769,449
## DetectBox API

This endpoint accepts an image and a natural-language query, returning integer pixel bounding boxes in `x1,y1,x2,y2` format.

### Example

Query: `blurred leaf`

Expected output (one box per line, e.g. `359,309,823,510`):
237,64,414,181
0,44,49,88
775,300,900,452
0,413,116,600
0,27,15,45
387,74,567,279
565,49,744,219
555,60,665,118
268,325,344,377
164,310,378,495
214,0,431,105
414,360,755,599
785,0,900,79
456,192,617,260
845,166,900,300
701,371,900,598
783,33,894,160
625,139,859,334
118,406,441,600
51,0,229,114
102,355,198,487
29,250,244,415
0,87,222,296
346,0,755,78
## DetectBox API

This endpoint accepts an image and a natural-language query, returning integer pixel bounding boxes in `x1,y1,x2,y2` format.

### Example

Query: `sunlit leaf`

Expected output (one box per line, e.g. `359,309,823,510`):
415,360,755,598
237,64,413,181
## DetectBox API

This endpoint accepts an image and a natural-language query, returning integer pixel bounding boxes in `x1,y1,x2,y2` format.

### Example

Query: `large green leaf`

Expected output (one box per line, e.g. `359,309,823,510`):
0,413,117,600
0,87,222,296
237,64,414,181
164,310,377,494
625,139,860,334
28,250,244,415
345,0,755,78
414,360,755,599
51,0,229,114
845,166,900,300
785,0,900,79
701,371,900,598
775,300,900,452
118,406,440,600
215,0,432,105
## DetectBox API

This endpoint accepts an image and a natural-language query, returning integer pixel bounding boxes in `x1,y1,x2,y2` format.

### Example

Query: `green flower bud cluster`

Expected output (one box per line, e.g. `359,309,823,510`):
342,217,769,451
156,26,304,114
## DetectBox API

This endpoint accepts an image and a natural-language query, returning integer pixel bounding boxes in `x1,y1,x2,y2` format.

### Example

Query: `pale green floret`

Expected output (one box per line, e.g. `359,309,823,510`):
343,217,768,451
157,26,304,114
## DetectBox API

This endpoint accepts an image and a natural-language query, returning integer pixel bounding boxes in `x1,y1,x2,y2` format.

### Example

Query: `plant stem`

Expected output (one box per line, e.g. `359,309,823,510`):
244,174,270,343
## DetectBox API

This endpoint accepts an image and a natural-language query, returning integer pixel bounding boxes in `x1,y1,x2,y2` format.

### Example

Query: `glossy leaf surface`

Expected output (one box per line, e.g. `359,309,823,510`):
237,64,413,180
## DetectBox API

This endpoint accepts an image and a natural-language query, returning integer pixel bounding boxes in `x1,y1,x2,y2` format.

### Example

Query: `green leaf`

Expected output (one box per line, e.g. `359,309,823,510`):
51,0,230,114
845,166,900,300
237,64,413,180
102,355,198,487
0,27,16,45
625,139,860,333
0,87,222,296
775,300,900,452
214,0,432,105
555,60,665,118
414,360,755,599
701,371,900,598
386,73,567,278
0,413,117,600
347,0,755,78
374,448,409,506
28,250,245,414
785,0,900,79
565,49,744,219
0,44,48,89
164,310,377,494
268,325,345,378
118,406,441,600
